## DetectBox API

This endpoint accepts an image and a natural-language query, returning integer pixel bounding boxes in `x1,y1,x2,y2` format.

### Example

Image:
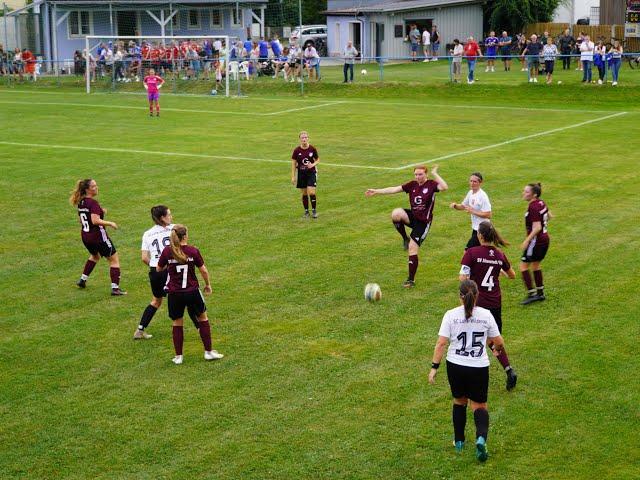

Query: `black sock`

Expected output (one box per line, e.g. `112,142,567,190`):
302,195,309,212
393,221,408,240
310,195,317,211
139,305,158,330
474,408,489,440
452,404,467,442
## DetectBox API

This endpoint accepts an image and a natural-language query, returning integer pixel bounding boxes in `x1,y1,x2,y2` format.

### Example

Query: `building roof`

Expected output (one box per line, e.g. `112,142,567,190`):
48,0,267,5
325,0,482,15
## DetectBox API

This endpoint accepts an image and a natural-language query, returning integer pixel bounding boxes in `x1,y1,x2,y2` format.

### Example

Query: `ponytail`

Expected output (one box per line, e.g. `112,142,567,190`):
69,178,93,206
459,279,478,319
170,224,188,264
151,205,169,226
527,182,542,198
477,220,509,247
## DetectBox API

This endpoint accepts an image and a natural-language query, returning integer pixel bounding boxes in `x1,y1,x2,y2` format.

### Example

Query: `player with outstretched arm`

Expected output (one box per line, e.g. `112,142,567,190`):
428,279,505,462
450,172,492,250
459,220,517,390
69,179,126,296
157,225,223,364
365,164,448,288
143,68,164,117
291,131,320,218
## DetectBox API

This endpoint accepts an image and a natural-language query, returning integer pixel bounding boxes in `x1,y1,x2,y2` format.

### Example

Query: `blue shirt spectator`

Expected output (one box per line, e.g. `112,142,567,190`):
258,39,269,59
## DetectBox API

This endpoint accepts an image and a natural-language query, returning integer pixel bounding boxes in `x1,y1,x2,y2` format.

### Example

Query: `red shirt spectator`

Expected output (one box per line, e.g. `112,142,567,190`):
464,39,481,60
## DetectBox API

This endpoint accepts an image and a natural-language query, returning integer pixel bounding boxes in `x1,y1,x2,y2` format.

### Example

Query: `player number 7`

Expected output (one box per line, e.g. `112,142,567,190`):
176,265,188,289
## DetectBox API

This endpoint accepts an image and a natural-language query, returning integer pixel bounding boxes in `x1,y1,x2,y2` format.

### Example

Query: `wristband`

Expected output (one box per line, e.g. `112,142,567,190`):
431,362,440,370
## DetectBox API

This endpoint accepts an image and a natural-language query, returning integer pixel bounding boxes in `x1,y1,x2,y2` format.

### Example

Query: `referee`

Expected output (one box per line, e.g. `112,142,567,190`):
428,280,506,462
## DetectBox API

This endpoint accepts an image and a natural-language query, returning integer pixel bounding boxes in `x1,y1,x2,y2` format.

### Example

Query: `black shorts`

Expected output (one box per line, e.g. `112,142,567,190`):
167,290,206,320
297,169,317,189
82,237,116,258
545,60,555,74
465,230,480,250
446,360,489,403
404,209,431,246
487,306,502,333
521,239,549,263
149,268,168,298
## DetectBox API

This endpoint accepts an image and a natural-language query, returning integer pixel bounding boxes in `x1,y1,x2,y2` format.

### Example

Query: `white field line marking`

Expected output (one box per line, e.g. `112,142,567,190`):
0,89,625,114
396,112,628,170
0,141,397,171
0,99,344,116
263,101,345,115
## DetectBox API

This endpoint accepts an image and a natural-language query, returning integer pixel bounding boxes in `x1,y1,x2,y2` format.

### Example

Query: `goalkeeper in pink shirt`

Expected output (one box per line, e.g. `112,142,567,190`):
143,68,164,117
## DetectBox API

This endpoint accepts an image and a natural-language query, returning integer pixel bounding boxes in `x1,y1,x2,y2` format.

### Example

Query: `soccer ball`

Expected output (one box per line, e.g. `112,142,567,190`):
361,69,367,75
210,89,218,96
557,81,563,84
364,283,382,302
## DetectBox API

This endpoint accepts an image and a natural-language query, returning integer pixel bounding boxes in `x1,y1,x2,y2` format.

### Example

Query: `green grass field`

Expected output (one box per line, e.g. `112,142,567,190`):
1,82,639,479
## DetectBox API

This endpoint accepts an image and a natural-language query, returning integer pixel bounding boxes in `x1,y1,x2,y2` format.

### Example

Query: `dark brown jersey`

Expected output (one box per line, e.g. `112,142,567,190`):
401,179,439,223
158,245,204,294
78,197,105,243
291,145,319,172
461,245,511,309
525,199,550,245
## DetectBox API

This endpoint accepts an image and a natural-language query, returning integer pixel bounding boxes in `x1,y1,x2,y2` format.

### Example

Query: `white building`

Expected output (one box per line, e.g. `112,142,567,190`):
553,0,601,25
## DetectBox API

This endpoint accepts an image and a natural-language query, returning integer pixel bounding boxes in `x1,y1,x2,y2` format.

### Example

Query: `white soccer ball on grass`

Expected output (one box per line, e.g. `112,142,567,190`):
361,69,367,75
364,283,382,302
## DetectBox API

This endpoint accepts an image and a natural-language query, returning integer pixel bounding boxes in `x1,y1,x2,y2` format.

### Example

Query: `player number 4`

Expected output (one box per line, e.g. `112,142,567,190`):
176,264,188,289
481,266,495,291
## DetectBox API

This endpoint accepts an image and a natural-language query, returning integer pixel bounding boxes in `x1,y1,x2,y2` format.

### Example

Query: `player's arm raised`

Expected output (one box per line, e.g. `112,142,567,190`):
431,165,449,191
365,185,403,196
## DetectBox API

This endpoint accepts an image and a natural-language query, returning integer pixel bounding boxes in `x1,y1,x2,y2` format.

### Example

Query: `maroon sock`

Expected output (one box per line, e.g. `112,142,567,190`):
533,270,544,290
497,349,511,369
109,267,121,286
302,195,309,211
521,270,534,292
83,259,97,276
408,255,419,281
198,320,212,351
172,326,184,355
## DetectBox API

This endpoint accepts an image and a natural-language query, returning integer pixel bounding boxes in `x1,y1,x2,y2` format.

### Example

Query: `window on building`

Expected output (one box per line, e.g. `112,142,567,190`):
210,9,222,28
68,11,92,37
188,9,201,29
231,7,242,28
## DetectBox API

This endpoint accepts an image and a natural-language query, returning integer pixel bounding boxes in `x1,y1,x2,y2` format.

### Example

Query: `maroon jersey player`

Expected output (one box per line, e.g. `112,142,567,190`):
365,164,448,288
460,221,518,391
69,179,126,296
157,224,223,364
291,131,320,218
520,183,551,305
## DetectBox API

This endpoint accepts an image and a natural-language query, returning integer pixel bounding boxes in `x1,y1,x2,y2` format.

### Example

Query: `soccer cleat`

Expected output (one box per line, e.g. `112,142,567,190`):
536,293,546,302
204,350,224,361
520,294,539,305
312,210,318,219
111,288,127,296
172,355,183,365
403,238,410,251
402,279,415,288
454,441,465,453
506,368,518,391
156,112,160,117
76,279,86,289
133,329,152,340
476,436,488,462
303,211,310,218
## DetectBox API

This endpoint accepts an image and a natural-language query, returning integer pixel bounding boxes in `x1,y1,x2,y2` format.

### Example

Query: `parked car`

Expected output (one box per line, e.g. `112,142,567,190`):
290,25,327,56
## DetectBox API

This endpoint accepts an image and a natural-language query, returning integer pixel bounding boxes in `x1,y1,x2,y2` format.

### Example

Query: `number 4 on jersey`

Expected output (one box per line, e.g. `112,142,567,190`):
481,266,495,291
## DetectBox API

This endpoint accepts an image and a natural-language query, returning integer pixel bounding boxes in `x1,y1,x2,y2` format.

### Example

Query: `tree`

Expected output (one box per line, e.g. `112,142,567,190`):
484,0,566,34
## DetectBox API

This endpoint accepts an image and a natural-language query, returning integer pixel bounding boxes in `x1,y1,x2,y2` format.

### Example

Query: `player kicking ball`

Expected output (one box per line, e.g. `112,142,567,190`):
143,68,164,117
365,164,448,287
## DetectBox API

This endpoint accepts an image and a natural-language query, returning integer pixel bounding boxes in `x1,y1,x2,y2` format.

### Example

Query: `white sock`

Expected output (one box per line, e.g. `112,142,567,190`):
111,283,119,289
81,274,89,281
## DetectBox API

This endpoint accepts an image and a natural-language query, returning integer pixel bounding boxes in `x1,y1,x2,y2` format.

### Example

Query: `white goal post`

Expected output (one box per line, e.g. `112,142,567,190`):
85,35,230,97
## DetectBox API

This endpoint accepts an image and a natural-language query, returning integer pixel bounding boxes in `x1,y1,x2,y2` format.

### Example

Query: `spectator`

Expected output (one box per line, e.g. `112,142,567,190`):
243,37,253,58
431,25,440,61
273,46,289,80
288,43,302,82
542,37,558,84
13,47,23,82
608,40,623,86
575,32,585,71
517,33,527,71
114,47,125,81
83,48,96,83
422,27,431,62
258,37,269,61
523,34,542,83
579,34,594,83
22,48,36,81
498,31,512,71
249,41,260,78
540,30,549,46
409,24,420,62
0,44,7,75
557,28,574,70
450,39,463,83
270,35,282,58
463,36,481,84
343,40,358,83
304,42,320,81
594,39,606,85
484,31,499,72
